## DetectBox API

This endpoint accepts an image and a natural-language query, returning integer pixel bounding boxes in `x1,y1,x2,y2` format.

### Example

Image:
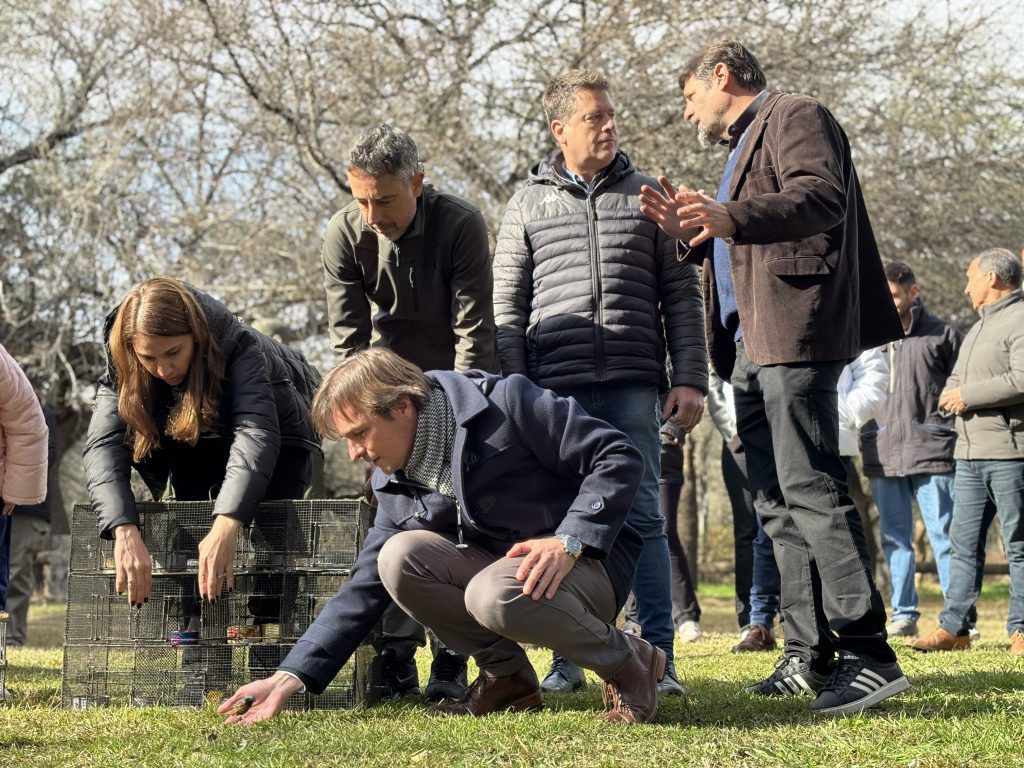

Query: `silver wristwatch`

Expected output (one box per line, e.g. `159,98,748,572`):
556,534,583,559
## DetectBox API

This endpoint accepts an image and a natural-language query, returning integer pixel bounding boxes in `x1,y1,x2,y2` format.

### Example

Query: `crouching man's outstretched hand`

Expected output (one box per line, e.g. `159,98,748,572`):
219,672,304,724
507,537,575,601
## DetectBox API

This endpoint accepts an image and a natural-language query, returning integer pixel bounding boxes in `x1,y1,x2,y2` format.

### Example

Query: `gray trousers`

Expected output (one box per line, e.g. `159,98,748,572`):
377,530,632,680
731,342,891,666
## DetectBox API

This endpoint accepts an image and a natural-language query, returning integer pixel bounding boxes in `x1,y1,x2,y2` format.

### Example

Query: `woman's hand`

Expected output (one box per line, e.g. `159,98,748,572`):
198,515,242,600
114,524,153,607
2,501,15,516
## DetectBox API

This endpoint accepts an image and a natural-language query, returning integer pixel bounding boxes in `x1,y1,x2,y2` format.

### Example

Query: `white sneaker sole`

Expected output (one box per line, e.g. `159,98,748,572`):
813,675,911,716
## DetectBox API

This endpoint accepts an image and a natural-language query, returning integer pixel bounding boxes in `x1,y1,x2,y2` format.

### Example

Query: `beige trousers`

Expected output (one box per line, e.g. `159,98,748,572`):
377,530,633,679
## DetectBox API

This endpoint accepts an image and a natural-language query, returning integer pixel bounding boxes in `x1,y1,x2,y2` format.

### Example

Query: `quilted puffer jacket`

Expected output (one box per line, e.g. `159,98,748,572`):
0,343,48,506
493,151,707,393
84,287,322,538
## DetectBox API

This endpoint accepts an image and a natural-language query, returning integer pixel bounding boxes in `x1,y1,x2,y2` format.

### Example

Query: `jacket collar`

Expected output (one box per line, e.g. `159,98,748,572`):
724,90,770,150
529,150,633,190
978,290,1022,318
906,298,925,335
371,369,495,492
726,90,784,201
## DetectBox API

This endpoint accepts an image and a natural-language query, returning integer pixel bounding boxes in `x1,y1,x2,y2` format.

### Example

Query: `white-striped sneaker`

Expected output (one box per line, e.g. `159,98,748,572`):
810,652,910,715
746,655,832,697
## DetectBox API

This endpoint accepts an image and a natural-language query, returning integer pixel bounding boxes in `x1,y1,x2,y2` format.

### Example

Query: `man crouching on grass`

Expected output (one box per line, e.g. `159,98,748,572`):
221,347,666,724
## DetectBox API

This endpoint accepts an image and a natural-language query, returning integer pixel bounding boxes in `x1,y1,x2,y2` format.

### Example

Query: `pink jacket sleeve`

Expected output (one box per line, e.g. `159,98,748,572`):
0,343,48,505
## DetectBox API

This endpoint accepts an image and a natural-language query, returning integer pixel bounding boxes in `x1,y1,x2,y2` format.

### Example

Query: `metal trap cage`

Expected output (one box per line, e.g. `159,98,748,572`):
70,499,368,574
62,499,375,711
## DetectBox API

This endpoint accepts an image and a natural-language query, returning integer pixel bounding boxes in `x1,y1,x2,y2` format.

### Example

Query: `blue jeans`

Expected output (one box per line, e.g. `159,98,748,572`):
870,474,954,622
749,513,781,627
559,382,673,654
940,459,1024,637
723,443,781,628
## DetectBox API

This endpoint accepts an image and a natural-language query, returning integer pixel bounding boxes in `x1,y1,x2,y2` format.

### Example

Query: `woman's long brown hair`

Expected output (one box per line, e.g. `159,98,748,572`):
108,277,226,462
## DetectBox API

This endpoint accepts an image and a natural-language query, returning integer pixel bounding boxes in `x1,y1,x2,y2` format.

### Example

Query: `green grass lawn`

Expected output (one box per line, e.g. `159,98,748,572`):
2,584,1022,767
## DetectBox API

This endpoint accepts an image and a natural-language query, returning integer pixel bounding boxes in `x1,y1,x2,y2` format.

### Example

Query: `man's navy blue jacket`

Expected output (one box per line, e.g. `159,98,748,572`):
280,369,644,693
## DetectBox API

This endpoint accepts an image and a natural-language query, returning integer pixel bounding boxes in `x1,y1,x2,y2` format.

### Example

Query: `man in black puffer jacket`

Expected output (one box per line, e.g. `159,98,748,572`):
494,69,707,696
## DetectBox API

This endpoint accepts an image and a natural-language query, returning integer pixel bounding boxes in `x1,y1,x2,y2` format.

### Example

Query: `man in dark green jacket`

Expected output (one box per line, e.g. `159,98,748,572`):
321,123,498,702
322,123,497,373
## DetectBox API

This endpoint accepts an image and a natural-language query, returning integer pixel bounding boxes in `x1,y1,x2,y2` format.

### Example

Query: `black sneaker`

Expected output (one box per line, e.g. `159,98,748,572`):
810,651,910,715
424,648,469,703
656,657,687,696
746,655,832,697
368,644,421,702
539,653,585,694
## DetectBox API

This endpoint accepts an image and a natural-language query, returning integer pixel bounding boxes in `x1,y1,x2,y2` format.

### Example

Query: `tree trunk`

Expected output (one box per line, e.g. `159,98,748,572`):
679,437,700,584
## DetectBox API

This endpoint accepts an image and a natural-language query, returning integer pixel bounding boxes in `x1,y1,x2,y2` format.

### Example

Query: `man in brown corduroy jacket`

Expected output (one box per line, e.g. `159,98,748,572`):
640,40,907,716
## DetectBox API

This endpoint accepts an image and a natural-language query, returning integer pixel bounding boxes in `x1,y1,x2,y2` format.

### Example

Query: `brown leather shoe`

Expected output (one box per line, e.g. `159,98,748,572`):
427,664,542,717
599,633,666,725
909,627,971,652
1010,630,1024,656
731,624,777,653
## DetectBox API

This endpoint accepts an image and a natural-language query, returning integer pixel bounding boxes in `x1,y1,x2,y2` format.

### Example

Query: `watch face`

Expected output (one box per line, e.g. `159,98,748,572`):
560,534,582,557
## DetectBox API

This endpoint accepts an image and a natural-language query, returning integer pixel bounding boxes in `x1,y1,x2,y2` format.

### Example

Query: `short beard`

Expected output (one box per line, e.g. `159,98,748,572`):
696,123,721,148
696,105,729,148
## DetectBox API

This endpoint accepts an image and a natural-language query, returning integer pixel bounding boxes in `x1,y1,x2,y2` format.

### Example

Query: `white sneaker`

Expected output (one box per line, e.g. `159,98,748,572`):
886,618,918,638
677,620,703,643
0,683,11,701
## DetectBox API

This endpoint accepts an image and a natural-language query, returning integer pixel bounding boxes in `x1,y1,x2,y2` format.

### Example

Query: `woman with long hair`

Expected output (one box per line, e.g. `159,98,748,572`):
84,277,322,606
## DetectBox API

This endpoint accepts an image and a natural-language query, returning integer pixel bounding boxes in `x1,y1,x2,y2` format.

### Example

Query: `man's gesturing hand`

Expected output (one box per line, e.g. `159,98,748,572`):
506,537,576,601
639,176,736,247
219,672,304,725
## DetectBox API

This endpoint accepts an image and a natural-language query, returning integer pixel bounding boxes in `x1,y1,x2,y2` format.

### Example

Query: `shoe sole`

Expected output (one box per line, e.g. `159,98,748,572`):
909,642,971,653
731,643,778,654
812,676,911,716
539,680,585,694
657,682,688,697
427,691,544,717
424,686,467,704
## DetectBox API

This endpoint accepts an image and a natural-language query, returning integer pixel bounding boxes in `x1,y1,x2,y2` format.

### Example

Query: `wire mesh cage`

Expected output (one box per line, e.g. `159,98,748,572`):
70,500,369,574
61,641,374,711
63,499,375,710
65,571,350,644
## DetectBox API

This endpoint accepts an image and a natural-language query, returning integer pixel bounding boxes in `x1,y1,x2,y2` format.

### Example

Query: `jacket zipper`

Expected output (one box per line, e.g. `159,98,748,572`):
958,315,982,459
587,184,606,380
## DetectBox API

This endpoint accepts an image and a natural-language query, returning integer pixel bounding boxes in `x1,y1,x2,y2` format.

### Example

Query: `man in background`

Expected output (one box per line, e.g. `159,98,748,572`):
321,123,498,702
860,262,962,639
912,248,1024,656
494,69,707,696
640,40,907,715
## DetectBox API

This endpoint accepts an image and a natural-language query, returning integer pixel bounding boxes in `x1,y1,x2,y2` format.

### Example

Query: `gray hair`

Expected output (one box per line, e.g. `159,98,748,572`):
680,40,767,92
975,247,1022,288
542,69,610,124
348,123,423,181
